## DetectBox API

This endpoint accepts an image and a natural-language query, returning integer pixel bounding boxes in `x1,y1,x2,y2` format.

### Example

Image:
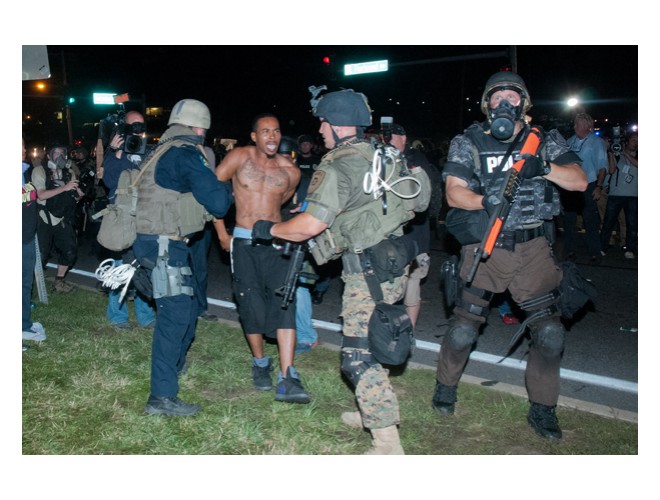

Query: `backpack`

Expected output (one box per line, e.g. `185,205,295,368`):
92,143,175,252
93,168,143,252
361,141,432,214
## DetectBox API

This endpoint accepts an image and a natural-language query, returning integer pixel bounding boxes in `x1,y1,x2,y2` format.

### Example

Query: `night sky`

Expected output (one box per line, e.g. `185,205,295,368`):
24,45,638,146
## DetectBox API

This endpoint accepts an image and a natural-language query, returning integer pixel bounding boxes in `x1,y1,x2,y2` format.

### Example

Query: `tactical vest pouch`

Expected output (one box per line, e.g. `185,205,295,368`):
558,261,597,319
368,302,414,366
308,229,343,266
445,208,489,245
364,235,418,283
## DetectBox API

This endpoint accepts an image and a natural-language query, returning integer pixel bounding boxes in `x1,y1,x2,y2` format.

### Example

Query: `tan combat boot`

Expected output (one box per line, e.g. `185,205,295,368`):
341,411,363,429
365,425,405,455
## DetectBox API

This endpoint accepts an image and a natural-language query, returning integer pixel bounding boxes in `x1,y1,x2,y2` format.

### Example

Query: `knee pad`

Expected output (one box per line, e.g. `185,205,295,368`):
530,319,565,358
446,320,479,351
340,348,375,387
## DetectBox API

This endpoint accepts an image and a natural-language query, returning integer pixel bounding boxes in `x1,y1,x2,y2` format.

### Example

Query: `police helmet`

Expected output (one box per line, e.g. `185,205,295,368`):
278,136,298,159
480,71,532,116
312,89,372,127
168,99,211,129
298,134,314,145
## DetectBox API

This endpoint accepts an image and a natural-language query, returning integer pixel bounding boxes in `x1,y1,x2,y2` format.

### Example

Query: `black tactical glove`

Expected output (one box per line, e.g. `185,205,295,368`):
252,220,275,245
482,194,502,216
519,155,551,179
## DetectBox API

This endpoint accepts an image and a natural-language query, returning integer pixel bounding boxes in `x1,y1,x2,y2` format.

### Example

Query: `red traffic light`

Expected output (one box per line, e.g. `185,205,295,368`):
322,56,331,65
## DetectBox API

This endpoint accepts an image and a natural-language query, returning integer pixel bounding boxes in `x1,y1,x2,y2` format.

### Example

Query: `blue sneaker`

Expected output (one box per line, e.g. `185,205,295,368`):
23,322,46,342
275,367,311,404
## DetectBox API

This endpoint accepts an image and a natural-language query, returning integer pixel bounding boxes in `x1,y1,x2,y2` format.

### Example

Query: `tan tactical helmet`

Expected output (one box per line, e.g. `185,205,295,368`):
480,71,532,116
168,99,211,129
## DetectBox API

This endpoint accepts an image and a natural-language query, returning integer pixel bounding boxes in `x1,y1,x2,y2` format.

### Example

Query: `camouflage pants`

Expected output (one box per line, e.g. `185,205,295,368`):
341,271,407,429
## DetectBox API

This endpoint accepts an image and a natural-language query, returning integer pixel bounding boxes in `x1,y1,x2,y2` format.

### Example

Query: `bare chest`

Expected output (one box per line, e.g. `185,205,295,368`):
234,158,291,194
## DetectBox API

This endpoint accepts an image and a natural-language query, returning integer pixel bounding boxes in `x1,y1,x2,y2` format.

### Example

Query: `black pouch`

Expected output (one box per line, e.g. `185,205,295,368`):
365,235,418,283
368,303,414,365
444,208,489,245
441,255,459,307
558,261,597,318
47,191,78,219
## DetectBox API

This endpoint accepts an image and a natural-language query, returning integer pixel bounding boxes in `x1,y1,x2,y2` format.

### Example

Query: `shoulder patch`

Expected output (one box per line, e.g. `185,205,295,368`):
307,171,325,195
197,151,211,170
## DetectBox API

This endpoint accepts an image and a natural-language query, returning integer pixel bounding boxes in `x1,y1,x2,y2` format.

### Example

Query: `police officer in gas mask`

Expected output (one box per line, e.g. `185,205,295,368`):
436,71,588,440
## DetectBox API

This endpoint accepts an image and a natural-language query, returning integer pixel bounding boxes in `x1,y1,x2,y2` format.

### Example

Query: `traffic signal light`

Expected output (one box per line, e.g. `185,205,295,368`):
323,56,331,65
68,97,76,104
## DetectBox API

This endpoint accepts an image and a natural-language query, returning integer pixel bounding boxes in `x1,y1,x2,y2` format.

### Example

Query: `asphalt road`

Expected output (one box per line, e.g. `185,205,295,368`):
63,222,638,420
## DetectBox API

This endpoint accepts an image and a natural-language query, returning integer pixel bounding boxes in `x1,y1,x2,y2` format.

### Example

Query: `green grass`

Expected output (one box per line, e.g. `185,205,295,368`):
22,286,637,455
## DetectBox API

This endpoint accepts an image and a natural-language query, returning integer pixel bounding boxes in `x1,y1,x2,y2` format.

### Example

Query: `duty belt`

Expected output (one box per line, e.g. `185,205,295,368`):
495,225,545,250
232,237,286,249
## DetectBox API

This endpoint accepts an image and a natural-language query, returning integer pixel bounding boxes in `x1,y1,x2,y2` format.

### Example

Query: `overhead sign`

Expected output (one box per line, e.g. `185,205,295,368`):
344,59,389,76
93,93,117,105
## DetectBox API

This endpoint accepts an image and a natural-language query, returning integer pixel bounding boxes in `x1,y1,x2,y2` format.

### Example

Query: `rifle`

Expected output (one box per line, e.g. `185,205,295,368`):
465,126,542,283
276,242,319,309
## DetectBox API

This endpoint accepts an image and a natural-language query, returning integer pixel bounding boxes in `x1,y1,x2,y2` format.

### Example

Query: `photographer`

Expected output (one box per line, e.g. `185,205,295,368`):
600,131,638,259
31,145,83,293
70,147,98,236
101,110,155,330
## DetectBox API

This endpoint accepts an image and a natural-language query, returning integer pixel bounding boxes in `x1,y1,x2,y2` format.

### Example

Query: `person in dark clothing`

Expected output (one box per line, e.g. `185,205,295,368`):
434,71,587,440
386,123,441,326
133,99,232,417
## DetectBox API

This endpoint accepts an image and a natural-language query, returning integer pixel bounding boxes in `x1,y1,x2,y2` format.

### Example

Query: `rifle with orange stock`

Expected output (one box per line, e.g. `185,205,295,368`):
465,126,543,283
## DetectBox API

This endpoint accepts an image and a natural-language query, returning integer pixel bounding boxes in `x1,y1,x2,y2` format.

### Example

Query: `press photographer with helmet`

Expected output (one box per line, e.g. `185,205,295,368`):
434,71,587,440
132,99,232,417
251,88,421,454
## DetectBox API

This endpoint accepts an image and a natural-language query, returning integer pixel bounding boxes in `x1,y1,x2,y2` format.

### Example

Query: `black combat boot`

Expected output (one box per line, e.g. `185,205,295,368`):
432,382,457,415
527,402,562,440
144,396,200,417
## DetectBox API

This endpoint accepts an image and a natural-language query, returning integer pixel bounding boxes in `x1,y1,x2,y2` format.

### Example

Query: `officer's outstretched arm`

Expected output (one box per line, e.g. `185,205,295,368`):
271,212,328,243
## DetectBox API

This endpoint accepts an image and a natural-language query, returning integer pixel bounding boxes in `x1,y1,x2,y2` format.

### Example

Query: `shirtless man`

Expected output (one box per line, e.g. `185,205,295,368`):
214,113,309,403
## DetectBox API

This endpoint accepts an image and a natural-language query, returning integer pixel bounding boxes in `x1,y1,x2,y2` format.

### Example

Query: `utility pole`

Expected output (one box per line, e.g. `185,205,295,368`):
61,51,73,146
509,45,518,73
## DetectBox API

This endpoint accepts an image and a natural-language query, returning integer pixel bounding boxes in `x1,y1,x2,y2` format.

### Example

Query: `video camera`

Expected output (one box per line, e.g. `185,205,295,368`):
98,93,147,155
611,126,623,157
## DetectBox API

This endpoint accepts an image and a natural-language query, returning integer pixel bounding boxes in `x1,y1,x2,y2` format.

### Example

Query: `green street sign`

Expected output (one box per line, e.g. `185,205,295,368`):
344,60,388,76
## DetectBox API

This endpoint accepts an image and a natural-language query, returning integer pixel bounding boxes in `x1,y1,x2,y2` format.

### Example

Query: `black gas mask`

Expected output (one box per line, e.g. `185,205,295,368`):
489,99,520,140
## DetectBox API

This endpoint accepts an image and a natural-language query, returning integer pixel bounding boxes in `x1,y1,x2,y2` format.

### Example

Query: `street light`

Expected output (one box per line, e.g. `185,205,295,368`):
567,97,579,108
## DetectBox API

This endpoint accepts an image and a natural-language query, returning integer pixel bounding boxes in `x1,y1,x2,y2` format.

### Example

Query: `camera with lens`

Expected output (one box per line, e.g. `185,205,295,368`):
117,120,147,155
611,126,623,157
98,95,148,155
78,167,97,200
